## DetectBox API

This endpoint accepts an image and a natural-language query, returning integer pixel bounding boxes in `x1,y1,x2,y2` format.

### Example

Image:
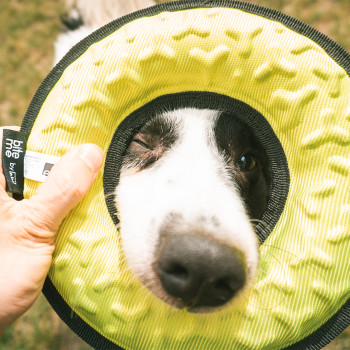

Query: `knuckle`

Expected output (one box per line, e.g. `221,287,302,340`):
19,200,57,239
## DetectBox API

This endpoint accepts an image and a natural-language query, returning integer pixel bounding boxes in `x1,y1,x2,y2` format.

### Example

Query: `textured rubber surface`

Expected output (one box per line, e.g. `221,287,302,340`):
20,1,350,349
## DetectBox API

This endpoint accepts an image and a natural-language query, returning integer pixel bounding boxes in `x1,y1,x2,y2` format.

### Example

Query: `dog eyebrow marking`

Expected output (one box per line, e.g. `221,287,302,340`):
136,113,179,149
122,113,180,173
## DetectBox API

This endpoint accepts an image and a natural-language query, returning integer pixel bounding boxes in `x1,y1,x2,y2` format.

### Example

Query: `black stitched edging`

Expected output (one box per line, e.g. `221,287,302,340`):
284,298,350,350
16,1,349,349
43,278,123,350
104,91,289,245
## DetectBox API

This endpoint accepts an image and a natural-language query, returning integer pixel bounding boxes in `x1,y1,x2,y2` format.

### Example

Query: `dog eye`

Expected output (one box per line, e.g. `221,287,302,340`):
237,154,257,171
132,138,150,149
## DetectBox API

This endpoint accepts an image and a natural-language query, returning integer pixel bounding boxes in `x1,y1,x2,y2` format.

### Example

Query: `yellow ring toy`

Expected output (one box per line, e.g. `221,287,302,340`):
18,1,350,349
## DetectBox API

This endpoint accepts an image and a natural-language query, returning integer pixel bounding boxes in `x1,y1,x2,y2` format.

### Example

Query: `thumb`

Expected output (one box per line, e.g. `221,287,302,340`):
25,144,104,236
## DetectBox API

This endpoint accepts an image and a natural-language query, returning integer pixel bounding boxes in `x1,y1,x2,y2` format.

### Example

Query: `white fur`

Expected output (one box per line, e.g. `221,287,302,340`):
54,24,94,64
65,0,156,27
115,109,259,308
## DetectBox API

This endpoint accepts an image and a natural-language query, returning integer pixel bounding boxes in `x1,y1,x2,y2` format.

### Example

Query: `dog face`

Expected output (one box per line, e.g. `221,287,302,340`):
115,108,270,313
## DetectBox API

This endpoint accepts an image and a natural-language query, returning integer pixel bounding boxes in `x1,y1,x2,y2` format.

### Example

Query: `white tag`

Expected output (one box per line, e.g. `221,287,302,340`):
24,151,60,182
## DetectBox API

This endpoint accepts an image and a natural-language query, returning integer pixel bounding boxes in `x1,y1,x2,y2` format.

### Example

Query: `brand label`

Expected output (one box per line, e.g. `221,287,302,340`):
2,129,28,193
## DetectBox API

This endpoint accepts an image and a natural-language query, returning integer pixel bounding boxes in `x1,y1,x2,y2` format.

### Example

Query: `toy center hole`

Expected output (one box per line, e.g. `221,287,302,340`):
104,92,289,244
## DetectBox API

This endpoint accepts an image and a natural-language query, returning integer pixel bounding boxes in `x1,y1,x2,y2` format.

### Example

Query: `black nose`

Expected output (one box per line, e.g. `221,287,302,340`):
156,234,246,309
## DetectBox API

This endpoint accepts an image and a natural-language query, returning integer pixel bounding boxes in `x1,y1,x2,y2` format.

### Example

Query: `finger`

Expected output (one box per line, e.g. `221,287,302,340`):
0,126,21,191
25,144,104,236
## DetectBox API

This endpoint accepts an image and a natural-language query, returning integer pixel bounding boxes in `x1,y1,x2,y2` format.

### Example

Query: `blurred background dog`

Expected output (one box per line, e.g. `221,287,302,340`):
54,0,156,63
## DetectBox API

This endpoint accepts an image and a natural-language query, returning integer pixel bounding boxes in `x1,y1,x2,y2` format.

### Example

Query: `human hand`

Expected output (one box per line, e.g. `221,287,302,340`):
0,127,104,334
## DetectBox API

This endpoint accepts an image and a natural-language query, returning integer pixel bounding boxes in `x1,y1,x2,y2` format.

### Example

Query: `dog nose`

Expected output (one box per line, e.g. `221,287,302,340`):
156,234,246,309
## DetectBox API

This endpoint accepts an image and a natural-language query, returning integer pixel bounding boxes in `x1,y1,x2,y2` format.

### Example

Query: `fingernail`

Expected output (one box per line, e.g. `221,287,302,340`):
77,144,104,174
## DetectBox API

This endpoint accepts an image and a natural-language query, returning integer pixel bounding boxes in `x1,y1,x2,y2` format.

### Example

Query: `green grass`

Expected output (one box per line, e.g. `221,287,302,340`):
0,296,91,350
0,0,349,349
0,0,64,126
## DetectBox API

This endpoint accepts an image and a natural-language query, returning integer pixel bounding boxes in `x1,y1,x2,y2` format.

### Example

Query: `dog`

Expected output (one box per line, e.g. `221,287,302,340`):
115,108,270,313
56,0,271,314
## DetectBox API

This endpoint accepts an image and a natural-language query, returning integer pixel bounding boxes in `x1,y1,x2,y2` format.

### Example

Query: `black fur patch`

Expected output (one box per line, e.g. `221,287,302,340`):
214,113,271,219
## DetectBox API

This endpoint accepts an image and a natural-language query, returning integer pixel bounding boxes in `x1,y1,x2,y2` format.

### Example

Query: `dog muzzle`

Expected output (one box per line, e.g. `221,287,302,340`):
3,1,350,349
